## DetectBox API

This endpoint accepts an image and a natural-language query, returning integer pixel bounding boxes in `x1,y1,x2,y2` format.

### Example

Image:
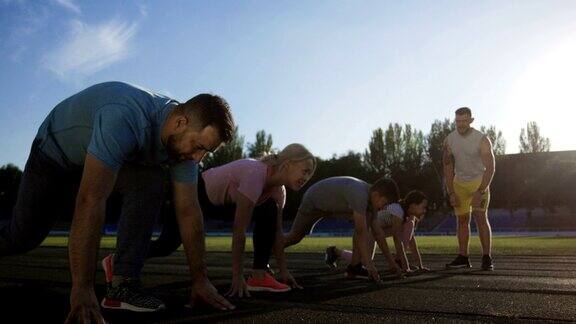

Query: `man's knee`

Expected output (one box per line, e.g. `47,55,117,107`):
284,231,304,247
472,210,489,225
114,166,166,224
456,214,471,228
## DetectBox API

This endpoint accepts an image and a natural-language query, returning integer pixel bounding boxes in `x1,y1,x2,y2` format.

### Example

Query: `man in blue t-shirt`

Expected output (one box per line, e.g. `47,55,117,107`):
0,82,237,322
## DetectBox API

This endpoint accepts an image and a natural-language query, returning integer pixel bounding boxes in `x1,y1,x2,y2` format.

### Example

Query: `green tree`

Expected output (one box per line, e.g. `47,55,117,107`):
247,130,274,158
480,125,506,155
519,121,551,153
202,126,245,169
363,128,386,175
363,123,426,192
317,151,370,181
402,124,426,173
384,123,403,179
425,119,455,204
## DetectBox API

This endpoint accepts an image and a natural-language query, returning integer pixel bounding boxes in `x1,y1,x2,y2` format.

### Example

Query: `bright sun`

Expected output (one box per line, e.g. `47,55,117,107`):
504,31,576,151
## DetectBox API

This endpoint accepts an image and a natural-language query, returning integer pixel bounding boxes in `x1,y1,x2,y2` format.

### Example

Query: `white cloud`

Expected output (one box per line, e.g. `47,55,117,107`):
52,0,81,15
138,4,148,18
42,19,138,79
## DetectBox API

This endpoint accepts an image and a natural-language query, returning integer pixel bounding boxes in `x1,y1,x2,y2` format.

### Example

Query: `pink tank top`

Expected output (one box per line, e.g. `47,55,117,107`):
201,159,286,209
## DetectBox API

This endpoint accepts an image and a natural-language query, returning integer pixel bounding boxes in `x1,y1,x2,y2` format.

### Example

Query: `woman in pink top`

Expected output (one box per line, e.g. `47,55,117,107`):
148,143,316,297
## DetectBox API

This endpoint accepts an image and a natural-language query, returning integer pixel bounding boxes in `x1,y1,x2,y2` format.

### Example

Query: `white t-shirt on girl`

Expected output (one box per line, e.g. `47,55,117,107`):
376,203,415,245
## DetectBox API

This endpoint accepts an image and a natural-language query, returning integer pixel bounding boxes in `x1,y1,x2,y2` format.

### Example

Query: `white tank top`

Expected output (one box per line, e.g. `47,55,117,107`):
446,128,486,181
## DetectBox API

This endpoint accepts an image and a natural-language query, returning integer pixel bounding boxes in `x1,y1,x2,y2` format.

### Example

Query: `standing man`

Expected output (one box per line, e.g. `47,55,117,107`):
443,107,495,271
0,81,236,323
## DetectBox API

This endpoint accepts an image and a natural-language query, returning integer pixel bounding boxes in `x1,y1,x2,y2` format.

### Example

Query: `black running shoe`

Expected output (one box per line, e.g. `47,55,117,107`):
345,263,369,279
325,246,339,268
101,278,165,312
445,255,472,269
481,255,494,271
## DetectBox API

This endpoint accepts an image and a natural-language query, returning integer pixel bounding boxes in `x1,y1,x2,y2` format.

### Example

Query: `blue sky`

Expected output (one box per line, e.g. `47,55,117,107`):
1,0,575,168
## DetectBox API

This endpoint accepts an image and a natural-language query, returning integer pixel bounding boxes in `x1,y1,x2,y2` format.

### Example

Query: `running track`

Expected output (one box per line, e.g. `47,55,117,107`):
1,247,575,323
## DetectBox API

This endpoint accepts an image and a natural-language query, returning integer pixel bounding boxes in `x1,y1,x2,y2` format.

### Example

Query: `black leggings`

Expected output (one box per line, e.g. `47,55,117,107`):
147,175,278,269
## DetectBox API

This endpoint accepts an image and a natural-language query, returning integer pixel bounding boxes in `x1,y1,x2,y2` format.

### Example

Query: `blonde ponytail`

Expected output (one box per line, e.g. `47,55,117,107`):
260,143,316,172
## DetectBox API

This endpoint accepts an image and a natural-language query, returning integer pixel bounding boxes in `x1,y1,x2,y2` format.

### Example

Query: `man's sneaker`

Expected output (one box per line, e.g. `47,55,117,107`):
345,263,369,279
445,255,472,269
102,253,114,284
101,278,166,312
246,272,291,292
481,255,494,271
325,246,339,268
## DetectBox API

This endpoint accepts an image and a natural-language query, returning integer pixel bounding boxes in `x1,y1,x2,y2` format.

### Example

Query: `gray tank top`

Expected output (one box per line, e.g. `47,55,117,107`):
446,128,486,181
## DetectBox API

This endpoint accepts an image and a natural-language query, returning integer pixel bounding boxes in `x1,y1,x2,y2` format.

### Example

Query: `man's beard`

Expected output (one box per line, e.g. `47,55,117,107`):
458,126,470,134
166,133,185,163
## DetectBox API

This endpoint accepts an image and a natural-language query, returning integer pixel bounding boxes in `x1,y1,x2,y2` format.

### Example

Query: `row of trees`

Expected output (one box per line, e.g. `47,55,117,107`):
205,120,550,172
212,121,542,167
202,129,274,169
197,120,556,218
519,121,551,153
0,120,559,221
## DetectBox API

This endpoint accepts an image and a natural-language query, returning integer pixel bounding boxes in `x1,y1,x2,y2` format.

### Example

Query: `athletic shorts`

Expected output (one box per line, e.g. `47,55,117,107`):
290,197,350,235
290,198,323,235
453,178,490,216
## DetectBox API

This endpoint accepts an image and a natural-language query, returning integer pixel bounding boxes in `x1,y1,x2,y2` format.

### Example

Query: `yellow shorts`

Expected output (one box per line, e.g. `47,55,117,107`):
453,178,490,216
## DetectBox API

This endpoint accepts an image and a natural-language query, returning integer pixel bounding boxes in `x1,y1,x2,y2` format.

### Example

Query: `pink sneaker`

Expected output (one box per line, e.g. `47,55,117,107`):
246,272,291,292
102,253,114,284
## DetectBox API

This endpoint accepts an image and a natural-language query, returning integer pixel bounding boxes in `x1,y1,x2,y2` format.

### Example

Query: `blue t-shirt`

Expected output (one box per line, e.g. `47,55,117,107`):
34,81,197,182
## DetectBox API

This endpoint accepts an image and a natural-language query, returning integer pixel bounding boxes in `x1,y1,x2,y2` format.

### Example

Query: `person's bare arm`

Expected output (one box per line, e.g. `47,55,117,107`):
391,217,410,271
66,154,116,324
407,237,424,268
472,136,496,207
226,193,255,298
370,219,401,274
443,138,459,207
172,181,235,310
352,212,380,282
478,136,496,192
